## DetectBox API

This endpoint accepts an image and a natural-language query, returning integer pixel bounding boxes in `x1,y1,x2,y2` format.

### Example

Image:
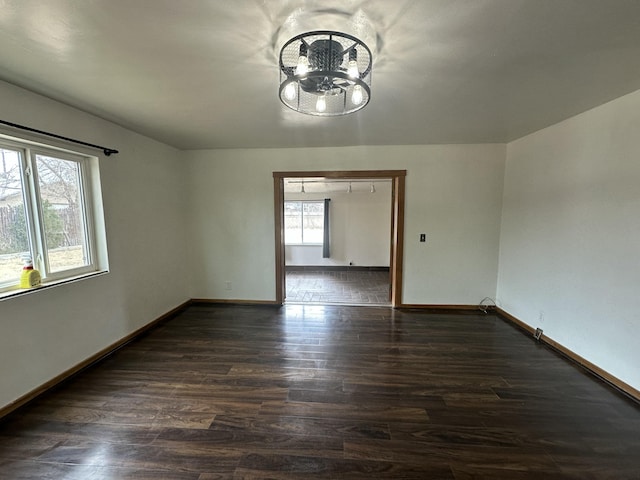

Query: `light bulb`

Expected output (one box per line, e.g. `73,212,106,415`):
351,85,364,105
284,82,296,101
316,95,327,113
295,42,309,76
347,60,359,79
347,48,359,79
295,55,309,76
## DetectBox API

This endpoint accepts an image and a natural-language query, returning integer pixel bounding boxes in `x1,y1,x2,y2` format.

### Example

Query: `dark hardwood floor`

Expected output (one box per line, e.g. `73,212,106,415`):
1,304,639,479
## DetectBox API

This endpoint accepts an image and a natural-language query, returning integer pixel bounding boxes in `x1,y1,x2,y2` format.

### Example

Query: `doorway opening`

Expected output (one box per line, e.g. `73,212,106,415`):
273,170,406,307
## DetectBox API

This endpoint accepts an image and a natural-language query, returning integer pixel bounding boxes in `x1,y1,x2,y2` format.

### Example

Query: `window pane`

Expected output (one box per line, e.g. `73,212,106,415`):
284,201,302,244
284,201,325,244
36,154,89,273
0,148,29,284
303,202,324,243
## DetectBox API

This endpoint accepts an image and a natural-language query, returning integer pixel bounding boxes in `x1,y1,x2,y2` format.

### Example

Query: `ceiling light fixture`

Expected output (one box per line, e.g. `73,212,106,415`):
279,31,372,116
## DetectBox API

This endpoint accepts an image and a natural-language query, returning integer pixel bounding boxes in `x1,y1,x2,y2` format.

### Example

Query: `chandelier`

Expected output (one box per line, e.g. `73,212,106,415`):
278,31,372,116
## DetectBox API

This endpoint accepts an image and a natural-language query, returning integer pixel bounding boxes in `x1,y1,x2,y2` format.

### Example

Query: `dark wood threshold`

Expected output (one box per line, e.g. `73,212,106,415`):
496,307,640,404
398,304,491,314
285,266,390,272
192,298,281,306
0,299,193,421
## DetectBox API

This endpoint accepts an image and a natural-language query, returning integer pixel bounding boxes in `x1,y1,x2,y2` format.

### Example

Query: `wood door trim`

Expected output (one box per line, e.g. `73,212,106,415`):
391,175,405,307
273,175,285,304
273,170,406,307
274,170,407,179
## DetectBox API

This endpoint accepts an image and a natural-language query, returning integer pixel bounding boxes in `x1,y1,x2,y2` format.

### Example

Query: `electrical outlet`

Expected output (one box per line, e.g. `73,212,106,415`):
225,281,232,291
534,328,543,341
419,233,426,242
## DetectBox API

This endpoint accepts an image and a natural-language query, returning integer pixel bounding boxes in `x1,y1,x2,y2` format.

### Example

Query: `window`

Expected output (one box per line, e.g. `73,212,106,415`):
0,136,106,294
284,200,324,244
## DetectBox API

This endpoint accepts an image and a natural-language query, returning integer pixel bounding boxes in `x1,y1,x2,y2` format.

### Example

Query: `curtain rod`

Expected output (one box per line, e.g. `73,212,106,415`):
0,119,119,156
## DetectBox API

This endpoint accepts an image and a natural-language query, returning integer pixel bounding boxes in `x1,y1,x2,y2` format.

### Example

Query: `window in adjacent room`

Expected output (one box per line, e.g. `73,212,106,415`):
0,136,107,294
284,200,324,245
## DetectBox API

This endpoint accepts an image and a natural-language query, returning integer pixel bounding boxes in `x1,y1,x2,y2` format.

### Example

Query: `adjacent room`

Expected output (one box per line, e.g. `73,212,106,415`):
283,177,392,305
0,1,639,478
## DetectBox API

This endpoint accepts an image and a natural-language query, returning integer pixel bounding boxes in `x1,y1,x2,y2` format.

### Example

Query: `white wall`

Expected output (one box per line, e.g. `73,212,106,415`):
498,89,640,390
0,81,190,409
185,144,505,304
285,184,392,267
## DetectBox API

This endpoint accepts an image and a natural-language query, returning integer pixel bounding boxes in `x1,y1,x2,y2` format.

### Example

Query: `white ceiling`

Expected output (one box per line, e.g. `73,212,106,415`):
1,0,639,150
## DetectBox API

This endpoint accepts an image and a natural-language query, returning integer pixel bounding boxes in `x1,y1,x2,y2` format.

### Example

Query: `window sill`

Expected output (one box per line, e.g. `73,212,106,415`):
285,243,323,247
0,270,109,302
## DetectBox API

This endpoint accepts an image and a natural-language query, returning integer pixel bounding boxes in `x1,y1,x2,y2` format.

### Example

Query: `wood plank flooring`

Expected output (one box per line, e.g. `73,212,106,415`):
1,304,639,479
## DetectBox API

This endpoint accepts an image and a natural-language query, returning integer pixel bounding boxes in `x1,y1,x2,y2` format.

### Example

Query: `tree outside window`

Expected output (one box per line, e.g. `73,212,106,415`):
284,200,324,244
0,141,99,291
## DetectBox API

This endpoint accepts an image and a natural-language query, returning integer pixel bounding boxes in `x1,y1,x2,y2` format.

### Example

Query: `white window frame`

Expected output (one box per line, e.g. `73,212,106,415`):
0,134,107,295
284,200,324,246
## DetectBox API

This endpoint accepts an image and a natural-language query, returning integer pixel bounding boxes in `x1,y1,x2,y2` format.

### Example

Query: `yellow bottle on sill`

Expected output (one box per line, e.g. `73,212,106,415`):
20,258,41,289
